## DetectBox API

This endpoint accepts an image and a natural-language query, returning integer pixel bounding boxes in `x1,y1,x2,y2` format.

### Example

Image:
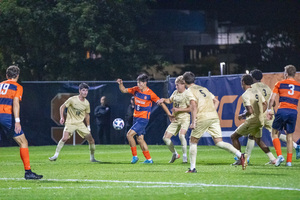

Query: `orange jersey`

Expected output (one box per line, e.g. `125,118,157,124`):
127,86,160,119
273,78,300,110
0,80,23,114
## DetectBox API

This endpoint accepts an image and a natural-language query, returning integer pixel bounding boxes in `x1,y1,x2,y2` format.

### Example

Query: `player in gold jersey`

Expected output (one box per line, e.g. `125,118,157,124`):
182,72,243,173
157,76,194,163
49,83,99,162
243,70,298,164
231,74,276,169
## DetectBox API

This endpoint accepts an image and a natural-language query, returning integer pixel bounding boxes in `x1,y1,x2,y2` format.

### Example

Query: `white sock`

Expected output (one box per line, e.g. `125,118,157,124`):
55,139,65,157
89,144,95,160
189,143,197,169
163,137,176,154
279,134,297,149
179,134,187,156
266,152,276,161
245,138,255,159
216,141,240,155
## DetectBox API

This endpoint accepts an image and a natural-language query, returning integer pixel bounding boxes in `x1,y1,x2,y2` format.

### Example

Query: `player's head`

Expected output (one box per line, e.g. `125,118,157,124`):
137,73,148,90
182,71,195,85
6,65,20,79
241,74,253,90
175,75,185,84
284,65,296,78
250,69,263,82
175,75,186,92
79,83,89,97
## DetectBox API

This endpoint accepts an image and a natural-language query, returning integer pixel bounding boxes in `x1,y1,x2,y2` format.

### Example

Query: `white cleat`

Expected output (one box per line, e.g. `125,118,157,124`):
183,156,188,163
49,155,58,161
90,158,100,162
275,155,285,167
169,153,180,163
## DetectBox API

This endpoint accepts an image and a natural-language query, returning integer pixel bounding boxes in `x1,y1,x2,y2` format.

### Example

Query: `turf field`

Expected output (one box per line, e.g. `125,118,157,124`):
0,145,299,199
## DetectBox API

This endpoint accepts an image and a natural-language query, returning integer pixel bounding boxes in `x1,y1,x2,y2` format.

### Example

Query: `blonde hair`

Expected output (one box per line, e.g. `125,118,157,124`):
175,75,185,84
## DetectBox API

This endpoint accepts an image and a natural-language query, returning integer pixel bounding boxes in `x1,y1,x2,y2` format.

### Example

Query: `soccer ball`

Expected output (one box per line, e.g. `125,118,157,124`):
112,118,124,130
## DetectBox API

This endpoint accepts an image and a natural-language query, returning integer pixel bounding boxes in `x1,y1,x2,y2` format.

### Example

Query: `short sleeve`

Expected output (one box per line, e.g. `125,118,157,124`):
127,86,138,95
64,97,73,108
242,92,251,107
15,84,23,101
272,81,280,94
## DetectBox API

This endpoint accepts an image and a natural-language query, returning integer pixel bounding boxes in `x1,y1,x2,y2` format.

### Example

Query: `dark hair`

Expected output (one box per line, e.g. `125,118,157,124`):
137,73,148,82
250,69,263,81
182,71,195,84
242,74,254,86
6,65,20,79
79,82,89,90
285,65,296,77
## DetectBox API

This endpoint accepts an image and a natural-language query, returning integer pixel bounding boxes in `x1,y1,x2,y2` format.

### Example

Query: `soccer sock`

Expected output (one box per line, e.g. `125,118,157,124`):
189,143,197,170
89,144,95,160
131,146,137,157
279,134,297,148
163,137,176,154
143,151,151,160
54,139,65,157
287,153,292,163
272,138,282,156
179,134,187,156
216,141,239,155
266,152,276,161
245,138,255,160
20,148,31,170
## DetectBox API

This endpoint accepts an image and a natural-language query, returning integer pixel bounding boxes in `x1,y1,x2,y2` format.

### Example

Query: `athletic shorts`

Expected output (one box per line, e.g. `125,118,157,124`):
263,114,274,132
191,118,222,139
235,119,263,138
0,113,24,137
166,118,190,136
64,122,90,138
272,108,298,134
131,117,149,136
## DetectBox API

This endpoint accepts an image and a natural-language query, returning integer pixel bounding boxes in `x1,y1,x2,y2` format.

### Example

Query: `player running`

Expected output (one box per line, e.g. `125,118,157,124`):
0,65,43,179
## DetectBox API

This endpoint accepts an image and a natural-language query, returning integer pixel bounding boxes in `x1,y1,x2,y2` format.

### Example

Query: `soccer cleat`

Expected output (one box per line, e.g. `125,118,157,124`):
49,155,58,161
90,158,100,162
296,145,300,160
275,155,285,167
131,156,139,164
265,159,276,165
183,156,188,163
286,162,292,167
142,159,153,164
241,153,247,170
185,168,197,173
169,153,180,163
25,171,43,180
234,156,249,164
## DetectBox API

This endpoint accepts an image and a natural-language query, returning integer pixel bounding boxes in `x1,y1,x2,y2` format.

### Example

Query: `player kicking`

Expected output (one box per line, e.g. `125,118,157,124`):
183,72,244,173
157,76,193,163
267,65,300,166
117,74,172,164
231,74,276,169
0,65,43,179
49,83,99,162
242,69,298,164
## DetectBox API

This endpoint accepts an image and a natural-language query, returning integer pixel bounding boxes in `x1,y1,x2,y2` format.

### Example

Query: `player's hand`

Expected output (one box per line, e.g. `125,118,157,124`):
238,114,244,120
189,122,196,130
168,115,175,122
157,98,164,105
60,117,65,125
172,107,179,113
266,112,273,120
116,79,123,85
14,122,21,134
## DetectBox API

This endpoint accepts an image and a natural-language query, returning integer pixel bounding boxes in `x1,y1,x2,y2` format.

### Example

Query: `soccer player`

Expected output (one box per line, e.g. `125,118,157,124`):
157,76,193,163
243,69,298,164
267,65,300,166
49,83,98,162
182,72,243,173
0,65,43,179
231,74,276,169
116,74,172,164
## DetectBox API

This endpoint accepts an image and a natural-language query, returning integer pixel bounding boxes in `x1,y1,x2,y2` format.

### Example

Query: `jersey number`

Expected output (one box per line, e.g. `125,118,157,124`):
262,89,267,97
199,90,206,97
288,84,295,95
0,83,9,95
255,94,259,102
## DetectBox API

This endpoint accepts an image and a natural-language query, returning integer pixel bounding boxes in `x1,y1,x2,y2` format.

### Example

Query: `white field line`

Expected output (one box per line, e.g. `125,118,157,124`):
0,178,299,191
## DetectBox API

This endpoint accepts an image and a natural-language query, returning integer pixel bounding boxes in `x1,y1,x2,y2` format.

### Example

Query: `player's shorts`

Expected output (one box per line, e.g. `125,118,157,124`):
64,122,90,138
191,118,222,139
272,108,298,134
235,119,263,138
166,118,190,136
131,117,149,136
264,114,274,132
0,113,24,137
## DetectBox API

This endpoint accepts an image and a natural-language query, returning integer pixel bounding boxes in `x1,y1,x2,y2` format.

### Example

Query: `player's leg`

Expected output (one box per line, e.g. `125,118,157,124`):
127,129,139,163
254,137,276,164
85,133,99,162
137,134,153,164
286,133,293,166
186,136,199,173
245,135,255,162
278,132,298,149
49,130,70,161
214,137,242,159
163,131,180,163
179,129,188,163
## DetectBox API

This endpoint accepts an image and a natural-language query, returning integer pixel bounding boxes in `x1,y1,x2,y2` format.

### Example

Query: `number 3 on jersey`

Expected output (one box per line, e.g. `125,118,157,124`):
288,84,295,95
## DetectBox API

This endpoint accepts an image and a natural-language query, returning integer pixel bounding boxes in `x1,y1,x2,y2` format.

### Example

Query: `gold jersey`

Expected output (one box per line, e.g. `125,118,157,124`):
64,95,90,124
169,89,194,120
242,87,265,124
187,84,219,120
251,82,272,103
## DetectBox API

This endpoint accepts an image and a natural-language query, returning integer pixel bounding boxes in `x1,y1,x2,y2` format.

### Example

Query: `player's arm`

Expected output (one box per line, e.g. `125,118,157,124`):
267,92,277,120
13,97,21,134
59,103,66,125
238,105,253,120
85,113,91,132
157,98,171,105
160,102,172,117
262,101,267,112
189,100,197,129
212,97,219,110
116,79,128,93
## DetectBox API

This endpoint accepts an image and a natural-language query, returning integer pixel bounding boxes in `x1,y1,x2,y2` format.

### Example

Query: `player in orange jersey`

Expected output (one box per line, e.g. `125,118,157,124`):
267,65,300,167
117,74,173,164
0,65,43,179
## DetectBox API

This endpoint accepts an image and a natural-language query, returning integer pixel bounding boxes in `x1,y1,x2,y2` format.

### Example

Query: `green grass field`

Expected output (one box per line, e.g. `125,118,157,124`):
0,144,299,200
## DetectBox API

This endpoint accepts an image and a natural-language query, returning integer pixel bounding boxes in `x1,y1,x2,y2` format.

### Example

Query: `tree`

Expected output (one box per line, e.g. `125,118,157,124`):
0,0,157,80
